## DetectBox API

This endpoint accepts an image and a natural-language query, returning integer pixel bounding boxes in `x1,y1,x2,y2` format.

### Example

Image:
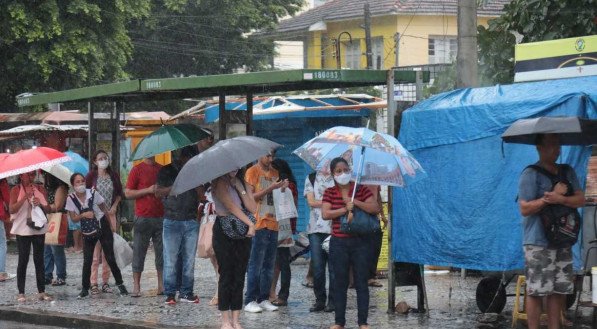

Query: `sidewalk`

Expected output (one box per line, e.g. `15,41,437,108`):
0,244,594,328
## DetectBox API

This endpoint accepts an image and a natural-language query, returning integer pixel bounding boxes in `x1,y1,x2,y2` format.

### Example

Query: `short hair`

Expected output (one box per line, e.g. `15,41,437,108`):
180,145,198,159
535,134,546,145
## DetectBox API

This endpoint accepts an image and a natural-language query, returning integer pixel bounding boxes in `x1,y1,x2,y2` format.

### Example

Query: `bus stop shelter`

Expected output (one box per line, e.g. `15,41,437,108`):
16,68,429,312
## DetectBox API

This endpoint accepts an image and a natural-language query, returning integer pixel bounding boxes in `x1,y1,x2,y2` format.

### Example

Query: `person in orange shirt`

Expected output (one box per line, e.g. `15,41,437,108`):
243,150,288,313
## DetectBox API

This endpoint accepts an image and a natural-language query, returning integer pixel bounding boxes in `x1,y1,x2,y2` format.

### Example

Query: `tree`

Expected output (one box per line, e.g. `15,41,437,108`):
125,0,304,79
0,1,150,111
426,0,597,97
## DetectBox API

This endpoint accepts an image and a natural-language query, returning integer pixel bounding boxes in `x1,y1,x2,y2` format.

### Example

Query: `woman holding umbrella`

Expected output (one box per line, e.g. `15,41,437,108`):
9,171,53,302
322,157,380,329
211,168,257,329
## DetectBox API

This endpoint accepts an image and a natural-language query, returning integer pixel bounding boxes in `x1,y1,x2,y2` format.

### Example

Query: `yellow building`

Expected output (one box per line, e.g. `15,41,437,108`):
275,0,509,69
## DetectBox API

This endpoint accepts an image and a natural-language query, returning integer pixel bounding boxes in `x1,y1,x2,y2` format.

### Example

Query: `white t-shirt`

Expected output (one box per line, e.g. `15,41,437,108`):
304,173,335,234
65,189,106,220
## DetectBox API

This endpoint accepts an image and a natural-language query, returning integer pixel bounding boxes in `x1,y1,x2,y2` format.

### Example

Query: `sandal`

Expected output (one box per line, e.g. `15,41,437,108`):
368,279,383,287
330,325,344,329
52,278,66,286
209,297,219,306
101,283,112,293
90,285,101,295
38,293,53,301
271,298,288,306
17,294,26,302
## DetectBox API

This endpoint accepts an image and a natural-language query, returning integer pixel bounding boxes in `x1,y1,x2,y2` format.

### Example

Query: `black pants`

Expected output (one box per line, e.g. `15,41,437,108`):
82,216,123,290
213,218,251,311
368,230,383,279
276,247,291,300
16,234,46,294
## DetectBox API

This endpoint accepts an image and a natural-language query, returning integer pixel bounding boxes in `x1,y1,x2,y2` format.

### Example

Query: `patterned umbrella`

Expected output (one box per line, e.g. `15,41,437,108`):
293,126,426,189
0,147,70,180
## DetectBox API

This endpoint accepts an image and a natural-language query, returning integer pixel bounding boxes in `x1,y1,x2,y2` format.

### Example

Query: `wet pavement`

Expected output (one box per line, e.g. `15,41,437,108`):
0,242,595,328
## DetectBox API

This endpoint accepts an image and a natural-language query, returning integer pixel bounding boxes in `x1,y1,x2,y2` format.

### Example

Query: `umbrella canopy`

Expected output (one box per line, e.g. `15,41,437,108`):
170,136,281,195
41,164,73,186
293,126,426,187
502,116,597,145
63,151,89,176
0,147,70,180
130,124,210,161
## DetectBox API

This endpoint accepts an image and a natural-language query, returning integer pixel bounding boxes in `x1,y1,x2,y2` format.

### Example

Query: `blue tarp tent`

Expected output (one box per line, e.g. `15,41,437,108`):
393,76,597,271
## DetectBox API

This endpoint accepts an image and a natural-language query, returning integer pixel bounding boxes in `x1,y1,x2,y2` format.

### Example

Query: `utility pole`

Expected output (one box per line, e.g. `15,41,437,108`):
364,3,373,69
394,33,400,67
456,0,478,88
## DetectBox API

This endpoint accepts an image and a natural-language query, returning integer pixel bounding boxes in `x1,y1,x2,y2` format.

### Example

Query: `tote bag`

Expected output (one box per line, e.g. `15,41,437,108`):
272,188,298,221
45,213,68,245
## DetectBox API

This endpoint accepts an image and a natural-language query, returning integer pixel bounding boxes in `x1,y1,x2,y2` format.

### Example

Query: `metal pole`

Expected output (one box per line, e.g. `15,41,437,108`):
336,38,341,69
112,101,122,173
415,70,423,101
246,93,253,136
394,33,400,67
386,68,396,313
87,101,96,169
364,3,373,69
218,92,226,140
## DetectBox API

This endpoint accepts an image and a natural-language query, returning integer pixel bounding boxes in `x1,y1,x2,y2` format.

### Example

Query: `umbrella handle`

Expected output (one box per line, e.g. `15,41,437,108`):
351,145,366,202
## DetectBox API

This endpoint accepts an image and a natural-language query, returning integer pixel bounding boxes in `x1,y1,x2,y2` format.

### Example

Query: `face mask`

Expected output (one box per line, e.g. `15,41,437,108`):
334,172,351,185
75,185,86,194
97,159,109,169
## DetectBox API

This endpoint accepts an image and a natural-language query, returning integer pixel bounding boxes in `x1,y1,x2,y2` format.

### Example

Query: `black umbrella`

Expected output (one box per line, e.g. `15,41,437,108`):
501,116,597,145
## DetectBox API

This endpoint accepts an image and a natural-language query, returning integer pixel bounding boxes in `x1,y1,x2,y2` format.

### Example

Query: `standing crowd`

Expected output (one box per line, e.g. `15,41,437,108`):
0,130,386,329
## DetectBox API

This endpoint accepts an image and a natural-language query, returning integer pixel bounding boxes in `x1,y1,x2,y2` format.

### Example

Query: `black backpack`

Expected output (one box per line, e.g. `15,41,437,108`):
69,189,100,240
526,164,581,248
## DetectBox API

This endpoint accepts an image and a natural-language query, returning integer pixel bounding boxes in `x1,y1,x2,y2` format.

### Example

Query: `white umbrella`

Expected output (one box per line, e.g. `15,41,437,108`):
41,163,73,186
170,136,281,195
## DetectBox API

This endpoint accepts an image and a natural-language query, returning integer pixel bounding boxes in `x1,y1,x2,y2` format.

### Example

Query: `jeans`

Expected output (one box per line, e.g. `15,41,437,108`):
162,218,199,297
368,230,383,279
309,233,335,306
330,236,370,326
276,247,291,300
82,216,123,291
244,228,278,304
213,218,251,311
44,245,66,280
16,234,46,294
0,223,6,273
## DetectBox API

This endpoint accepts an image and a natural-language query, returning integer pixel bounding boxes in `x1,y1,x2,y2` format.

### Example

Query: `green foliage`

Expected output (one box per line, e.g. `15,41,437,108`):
478,0,597,85
423,62,457,98
0,1,151,111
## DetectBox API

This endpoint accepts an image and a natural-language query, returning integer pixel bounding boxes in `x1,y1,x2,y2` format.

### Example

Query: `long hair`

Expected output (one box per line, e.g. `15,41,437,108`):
44,172,67,192
92,149,113,175
271,158,296,185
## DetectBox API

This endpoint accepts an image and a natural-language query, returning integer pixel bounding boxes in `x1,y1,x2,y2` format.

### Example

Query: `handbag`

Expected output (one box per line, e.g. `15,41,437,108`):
219,209,256,240
45,212,68,245
339,207,381,235
197,209,216,258
27,205,47,230
272,188,298,221
113,233,133,269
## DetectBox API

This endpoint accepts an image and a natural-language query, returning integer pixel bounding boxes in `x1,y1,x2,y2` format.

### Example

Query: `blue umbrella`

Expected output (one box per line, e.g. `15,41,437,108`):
63,151,89,176
293,126,426,190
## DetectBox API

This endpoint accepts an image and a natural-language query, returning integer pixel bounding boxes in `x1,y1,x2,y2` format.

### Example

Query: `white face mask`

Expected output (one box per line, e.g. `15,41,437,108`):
74,185,86,194
334,172,351,185
97,159,109,170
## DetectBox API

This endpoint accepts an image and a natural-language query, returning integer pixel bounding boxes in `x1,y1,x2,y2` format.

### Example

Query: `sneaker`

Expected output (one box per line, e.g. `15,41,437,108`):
77,290,89,299
243,301,263,313
117,284,128,295
309,302,325,312
179,294,199,304
259,300,279,312
165,295,176,305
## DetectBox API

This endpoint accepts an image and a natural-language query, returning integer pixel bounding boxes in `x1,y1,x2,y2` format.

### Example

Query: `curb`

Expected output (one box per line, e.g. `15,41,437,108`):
0,306,189,329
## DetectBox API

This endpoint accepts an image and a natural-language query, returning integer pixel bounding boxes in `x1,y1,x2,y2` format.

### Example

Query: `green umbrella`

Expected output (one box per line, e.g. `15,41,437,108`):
130,124,210,161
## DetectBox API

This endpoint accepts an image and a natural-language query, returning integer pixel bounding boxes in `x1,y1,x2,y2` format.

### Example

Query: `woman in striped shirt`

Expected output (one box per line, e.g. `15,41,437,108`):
322,157,380,329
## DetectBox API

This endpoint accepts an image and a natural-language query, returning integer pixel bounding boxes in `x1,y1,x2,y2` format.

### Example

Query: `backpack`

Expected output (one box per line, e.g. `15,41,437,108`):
526,164,581,248
69,189,100,240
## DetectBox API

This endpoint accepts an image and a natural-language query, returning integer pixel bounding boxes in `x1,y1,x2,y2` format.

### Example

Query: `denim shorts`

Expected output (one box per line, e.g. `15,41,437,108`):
68,217,81,230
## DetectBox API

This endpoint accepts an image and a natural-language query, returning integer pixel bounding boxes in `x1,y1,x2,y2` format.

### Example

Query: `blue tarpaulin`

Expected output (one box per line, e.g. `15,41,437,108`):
392,76,597,271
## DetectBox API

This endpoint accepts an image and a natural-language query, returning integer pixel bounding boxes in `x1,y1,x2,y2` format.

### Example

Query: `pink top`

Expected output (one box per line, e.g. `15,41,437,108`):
10,185,48,236
213,182,242,216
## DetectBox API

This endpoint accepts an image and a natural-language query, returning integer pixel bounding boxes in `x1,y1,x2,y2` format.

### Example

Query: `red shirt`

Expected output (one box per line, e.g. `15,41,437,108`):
126,161,164,218
0,180,9,222
322,183,373,238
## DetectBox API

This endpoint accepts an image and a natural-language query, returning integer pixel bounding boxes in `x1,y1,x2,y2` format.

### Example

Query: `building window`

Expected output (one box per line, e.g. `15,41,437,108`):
372,37,384,69
428,36,457,64
343,40,361,69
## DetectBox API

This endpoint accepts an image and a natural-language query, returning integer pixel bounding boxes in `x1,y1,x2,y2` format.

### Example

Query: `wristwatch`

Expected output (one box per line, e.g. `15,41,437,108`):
239,190,247,196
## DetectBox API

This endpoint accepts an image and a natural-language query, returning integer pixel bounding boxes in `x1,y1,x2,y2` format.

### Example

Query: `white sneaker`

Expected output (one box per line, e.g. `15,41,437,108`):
259,300,279,311
244,301,263,313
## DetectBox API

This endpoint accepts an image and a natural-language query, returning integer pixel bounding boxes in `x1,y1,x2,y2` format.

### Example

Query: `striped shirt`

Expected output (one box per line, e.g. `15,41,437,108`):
322,183,373,238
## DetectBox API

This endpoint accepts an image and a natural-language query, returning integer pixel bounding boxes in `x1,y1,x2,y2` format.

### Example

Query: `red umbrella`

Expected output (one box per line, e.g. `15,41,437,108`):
0,147,70,180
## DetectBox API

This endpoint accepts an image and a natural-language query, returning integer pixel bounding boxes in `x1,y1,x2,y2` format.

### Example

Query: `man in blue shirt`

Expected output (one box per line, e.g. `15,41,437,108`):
518,133,585,329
